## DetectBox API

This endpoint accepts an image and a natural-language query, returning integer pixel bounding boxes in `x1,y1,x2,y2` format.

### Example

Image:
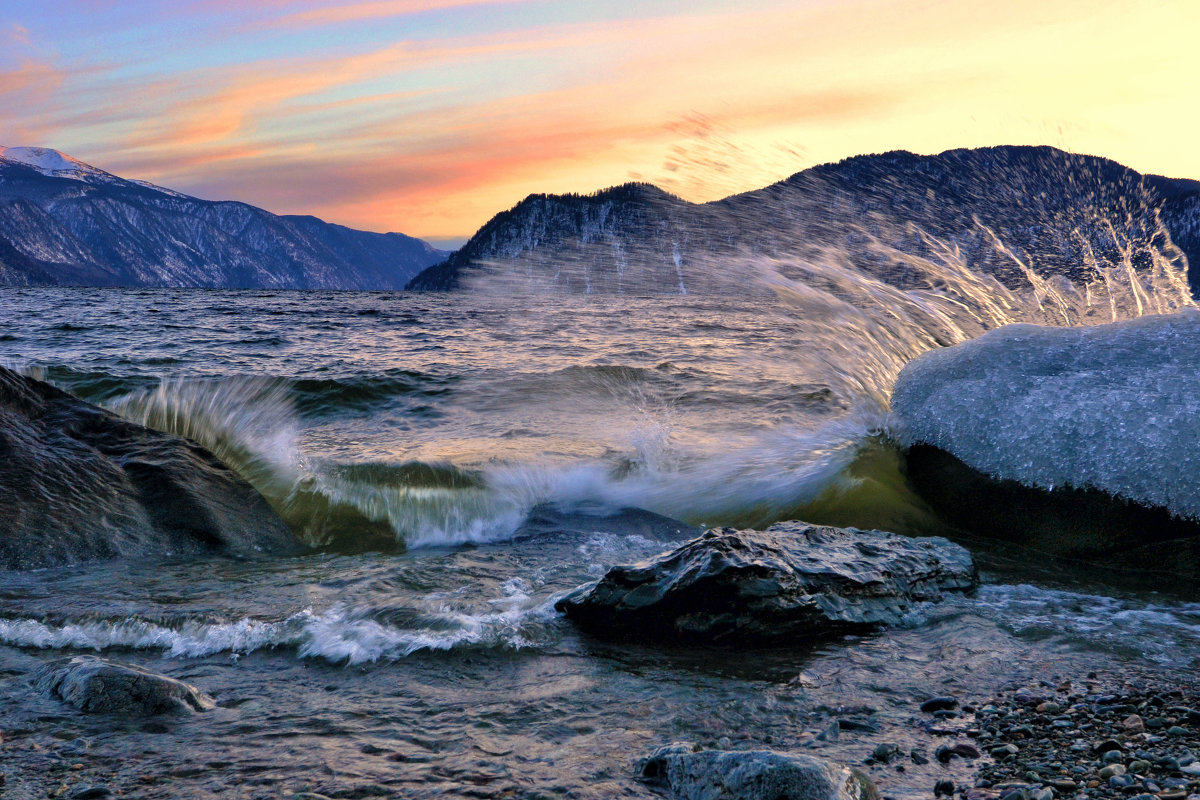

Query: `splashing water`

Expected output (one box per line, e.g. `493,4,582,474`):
68,207,1191,551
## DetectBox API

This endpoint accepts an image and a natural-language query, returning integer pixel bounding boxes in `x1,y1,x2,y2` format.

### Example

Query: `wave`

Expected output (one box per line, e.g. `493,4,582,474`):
290,369,451,416
0,596,560,664
24,209,1191,553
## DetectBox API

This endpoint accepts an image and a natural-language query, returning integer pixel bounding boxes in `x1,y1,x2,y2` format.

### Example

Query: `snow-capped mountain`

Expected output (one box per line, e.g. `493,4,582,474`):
406,146,1200,295
0,147,446,289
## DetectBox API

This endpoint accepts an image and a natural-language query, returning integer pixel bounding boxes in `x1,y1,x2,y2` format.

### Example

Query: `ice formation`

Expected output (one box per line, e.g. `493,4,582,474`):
890,310,1200,519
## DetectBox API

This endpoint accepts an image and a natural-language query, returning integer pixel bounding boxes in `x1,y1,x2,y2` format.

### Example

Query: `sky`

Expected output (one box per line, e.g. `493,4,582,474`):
3,0,1198,245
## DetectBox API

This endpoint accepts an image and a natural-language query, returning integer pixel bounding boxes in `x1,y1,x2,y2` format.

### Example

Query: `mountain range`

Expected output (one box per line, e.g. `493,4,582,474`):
405,146,1200,296
3,145,1199,295
0,147,446,289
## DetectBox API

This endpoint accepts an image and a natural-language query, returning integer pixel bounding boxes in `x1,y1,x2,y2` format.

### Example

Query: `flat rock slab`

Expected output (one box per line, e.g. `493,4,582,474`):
637,743,879,800
555,522,976,644
35,655,215,715
0,365,301,570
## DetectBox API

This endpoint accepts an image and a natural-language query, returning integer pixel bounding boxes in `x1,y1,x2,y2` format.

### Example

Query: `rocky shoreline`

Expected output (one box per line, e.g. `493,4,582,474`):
962,675,1200,800
6,655,1200,800
839,672,1200,800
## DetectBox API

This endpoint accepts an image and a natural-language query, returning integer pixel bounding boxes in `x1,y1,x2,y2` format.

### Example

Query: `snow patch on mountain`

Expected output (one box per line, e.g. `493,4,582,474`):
0,146,117,184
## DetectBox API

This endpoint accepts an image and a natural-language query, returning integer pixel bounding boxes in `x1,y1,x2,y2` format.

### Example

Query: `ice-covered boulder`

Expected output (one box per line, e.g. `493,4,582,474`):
636,742,879,800
36,655,215,715
555,522,976,644
0,366,302,570
891,311,1200,565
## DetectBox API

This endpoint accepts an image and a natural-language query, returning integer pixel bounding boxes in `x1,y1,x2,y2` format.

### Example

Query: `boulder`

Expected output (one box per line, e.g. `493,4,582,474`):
890,313,1200,571
0,366,302,570
555,522,976,644
35,655,215,715
636,743,879,800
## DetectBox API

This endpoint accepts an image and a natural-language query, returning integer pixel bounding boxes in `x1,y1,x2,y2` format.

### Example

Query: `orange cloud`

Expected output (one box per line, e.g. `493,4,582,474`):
17,0,1200,243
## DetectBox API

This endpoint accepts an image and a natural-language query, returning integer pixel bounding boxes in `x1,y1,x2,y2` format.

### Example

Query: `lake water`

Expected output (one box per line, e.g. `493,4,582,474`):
2,277,1199,799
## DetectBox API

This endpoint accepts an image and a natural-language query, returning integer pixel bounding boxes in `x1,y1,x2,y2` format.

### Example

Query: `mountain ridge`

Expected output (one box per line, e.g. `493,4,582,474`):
0,147,447,290
406,145,1200,295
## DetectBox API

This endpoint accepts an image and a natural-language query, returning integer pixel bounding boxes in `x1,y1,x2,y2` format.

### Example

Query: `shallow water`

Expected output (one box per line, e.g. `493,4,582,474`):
3,285,1200,798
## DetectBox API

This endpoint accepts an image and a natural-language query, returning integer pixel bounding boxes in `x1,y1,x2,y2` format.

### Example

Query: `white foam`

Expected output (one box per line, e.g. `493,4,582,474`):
0,600,560,664
974,584,1200,665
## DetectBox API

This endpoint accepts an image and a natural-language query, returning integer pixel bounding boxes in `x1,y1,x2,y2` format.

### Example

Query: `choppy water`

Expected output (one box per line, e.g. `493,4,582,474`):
2,258,1200,798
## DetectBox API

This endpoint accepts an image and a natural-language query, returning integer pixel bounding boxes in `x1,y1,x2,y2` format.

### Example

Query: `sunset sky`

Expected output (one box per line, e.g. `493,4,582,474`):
3,0,1197,245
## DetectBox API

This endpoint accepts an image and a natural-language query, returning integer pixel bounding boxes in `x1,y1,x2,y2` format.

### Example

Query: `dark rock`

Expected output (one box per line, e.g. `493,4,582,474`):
935,779,956,796
936,743,981,763
555,523,976,644
921,697,960,713
35,655,215,716
70,788,113,799
836,717,880,733
636,742,879,800
871,744,901,763
1094,739,1124,755
0,366,302,570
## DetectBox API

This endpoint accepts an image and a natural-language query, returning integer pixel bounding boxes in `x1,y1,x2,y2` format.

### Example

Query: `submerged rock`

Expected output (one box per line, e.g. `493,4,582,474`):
0,366,302,570
891,313,1200,570
636,742,879,800
555,522,976,644
35,655,215,715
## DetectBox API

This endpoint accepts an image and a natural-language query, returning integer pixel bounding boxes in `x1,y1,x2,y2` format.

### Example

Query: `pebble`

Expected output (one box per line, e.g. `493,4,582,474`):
69,788,112,800
1124,715,1147,733
969,676,1200,800
872,743,901,763
922,697,961,713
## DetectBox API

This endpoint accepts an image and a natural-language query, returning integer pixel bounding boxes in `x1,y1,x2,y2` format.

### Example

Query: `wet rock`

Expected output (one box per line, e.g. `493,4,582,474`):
935,779,956,796
922,697,960,713
70,788,112,799
35,655,215,716
555,523,977,644
936,743,981,762
837,716,880,733
0,366,302,570
636,742,879,800
870,743,901,763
